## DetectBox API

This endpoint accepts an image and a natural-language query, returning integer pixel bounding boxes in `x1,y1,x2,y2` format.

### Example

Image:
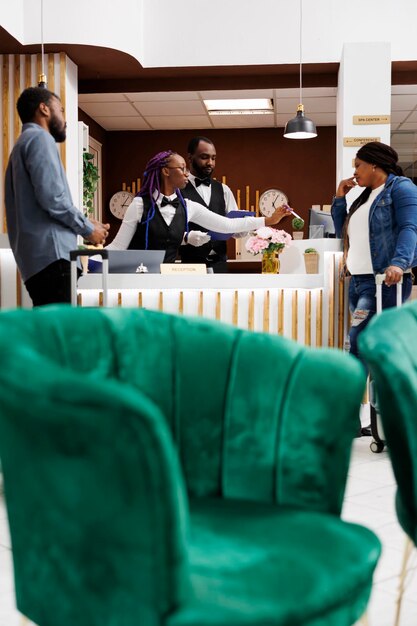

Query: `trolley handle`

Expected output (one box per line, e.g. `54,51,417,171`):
70,249,109,261
70,249,109,307
375,273,403,312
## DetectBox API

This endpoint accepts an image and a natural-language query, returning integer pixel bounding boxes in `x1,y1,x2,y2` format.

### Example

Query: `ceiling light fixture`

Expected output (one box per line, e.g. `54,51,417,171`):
283,0,317,139
38,0,47,88
205,98,273,116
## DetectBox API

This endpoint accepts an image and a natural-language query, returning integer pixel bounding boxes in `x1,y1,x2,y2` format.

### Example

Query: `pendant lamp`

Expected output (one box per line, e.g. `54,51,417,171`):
283,0,317,139
38,0,47,88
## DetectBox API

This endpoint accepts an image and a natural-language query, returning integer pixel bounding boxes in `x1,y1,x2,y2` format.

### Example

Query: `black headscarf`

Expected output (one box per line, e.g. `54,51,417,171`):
356,141,403,177
349,142,403,212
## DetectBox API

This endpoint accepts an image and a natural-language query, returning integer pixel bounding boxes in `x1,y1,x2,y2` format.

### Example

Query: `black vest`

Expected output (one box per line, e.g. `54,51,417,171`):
128,196,186,263
179,179,227,264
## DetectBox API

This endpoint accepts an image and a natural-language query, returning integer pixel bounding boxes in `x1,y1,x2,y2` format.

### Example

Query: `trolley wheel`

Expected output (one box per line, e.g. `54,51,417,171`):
370,440,385,453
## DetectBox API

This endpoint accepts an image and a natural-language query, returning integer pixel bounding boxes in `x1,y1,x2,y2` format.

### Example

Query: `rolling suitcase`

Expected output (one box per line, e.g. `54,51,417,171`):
70,249,109,306
369,273,403,453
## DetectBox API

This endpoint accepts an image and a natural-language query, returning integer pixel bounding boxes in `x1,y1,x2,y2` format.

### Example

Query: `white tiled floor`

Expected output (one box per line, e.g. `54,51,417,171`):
1,437,416,626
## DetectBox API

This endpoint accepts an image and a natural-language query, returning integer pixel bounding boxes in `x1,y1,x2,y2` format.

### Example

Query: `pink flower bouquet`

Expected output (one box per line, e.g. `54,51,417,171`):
245,227,292,255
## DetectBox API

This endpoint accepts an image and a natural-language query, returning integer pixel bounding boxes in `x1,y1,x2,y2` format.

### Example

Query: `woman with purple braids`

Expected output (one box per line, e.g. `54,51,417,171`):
107,150,291,262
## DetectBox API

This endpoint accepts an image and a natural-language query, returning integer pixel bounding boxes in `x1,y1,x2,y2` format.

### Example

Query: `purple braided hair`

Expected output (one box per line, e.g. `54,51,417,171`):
136,150,189,249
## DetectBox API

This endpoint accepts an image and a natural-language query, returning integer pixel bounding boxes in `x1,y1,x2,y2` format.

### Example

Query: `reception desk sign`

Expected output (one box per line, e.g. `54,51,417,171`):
160,263,207,275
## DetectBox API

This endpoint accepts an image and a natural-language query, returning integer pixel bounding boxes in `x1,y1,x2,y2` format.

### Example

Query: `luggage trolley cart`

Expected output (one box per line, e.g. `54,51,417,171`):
70,249,109,307
369,273,403,453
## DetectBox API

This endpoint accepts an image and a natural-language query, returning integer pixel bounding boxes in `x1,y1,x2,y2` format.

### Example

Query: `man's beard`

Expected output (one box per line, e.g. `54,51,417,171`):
49,115,66,143
191,158,213,179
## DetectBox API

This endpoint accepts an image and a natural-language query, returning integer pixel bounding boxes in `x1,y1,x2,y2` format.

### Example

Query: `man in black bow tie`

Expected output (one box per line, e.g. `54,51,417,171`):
179,136,239,271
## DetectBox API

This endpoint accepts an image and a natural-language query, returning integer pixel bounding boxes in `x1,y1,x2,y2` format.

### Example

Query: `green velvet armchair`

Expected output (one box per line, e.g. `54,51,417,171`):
0,305,380,626
359,299,417,626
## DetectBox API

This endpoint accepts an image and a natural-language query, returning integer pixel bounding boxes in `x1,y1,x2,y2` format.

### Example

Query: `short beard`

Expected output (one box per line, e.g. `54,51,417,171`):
49,116,66,143
191,157,212,179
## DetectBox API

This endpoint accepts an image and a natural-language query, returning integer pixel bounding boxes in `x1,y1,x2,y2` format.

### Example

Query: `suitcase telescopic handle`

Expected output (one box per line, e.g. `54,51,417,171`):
375,273,403,312
70,249,109,307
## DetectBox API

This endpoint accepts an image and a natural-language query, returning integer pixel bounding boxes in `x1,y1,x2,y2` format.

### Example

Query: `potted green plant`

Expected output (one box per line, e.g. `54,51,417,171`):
83,152,99,216
292,216,305,239
304,247,319,274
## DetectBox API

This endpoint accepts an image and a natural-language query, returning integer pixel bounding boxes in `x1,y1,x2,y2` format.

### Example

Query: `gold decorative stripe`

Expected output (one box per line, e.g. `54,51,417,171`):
16,268,22,308
158,292,163,311
25,54,31,88
263,289,270,333
292,291,298,341
3,55,9,233
99,292,103,307
328,254,335,347
138,292,143,308
305,290,311,346
13,55,21,143
278,289,284,335
215,291,221,320
179,291,184,314
48,53,55,92
316,289,323,347
59,52,66,169
77,293,82,306
36,53,42,86
248,291,255,330
198,291,204,316
117,292,122,307
232,290,238,325
337,256,344,349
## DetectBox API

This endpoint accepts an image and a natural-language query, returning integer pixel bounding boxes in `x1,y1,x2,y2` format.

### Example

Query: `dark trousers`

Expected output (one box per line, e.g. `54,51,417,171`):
25,259,80,307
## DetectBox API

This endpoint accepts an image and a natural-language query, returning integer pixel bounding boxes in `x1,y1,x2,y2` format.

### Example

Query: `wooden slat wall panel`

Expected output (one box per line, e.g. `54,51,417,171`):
1,52,68,235
2,55,9,233
59,52,66,169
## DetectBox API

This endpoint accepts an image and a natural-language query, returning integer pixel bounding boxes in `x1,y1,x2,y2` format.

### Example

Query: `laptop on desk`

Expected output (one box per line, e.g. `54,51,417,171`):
88,250,165,274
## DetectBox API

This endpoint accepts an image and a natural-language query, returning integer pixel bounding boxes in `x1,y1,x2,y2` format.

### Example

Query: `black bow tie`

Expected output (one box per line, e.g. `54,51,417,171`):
161,196,180,208
195,177,211,187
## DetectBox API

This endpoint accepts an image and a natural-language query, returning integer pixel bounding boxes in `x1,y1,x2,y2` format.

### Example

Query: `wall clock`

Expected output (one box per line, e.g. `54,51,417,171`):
258,189,289,218
109,190,134,219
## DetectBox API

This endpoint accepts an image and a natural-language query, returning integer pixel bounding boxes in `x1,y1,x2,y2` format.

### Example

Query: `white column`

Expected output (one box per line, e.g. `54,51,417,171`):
336,42,391,205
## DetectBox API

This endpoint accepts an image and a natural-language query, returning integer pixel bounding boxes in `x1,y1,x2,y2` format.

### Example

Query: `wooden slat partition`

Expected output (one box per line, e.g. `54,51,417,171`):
328,255,335,347
316,289,323,347
292,291,298,340
248,291,255,330
305,290,311,346
59,52,66,169
2,55,9,233
263,290,270,333
277,289,284,335
215,291,221,320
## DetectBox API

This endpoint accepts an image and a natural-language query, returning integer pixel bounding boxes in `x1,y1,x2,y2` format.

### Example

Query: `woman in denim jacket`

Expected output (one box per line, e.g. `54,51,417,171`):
332,141,417,366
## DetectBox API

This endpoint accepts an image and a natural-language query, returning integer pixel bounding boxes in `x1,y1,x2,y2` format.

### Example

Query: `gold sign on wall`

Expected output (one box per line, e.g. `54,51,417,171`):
353,115,390,125
343,137,381,147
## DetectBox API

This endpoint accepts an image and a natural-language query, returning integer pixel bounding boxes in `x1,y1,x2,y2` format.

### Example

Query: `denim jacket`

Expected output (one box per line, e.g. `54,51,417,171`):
331,174,417,273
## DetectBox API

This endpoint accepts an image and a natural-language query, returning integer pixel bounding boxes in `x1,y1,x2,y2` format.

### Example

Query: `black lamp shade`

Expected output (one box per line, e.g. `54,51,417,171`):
284,108,317,139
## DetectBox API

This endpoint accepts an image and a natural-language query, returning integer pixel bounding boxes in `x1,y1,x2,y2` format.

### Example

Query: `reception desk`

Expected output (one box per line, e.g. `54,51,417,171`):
0,236,348,349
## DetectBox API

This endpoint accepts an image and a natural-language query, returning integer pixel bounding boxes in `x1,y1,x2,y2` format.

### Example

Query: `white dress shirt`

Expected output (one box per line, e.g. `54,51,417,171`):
107,192,266,251
186,174,239,213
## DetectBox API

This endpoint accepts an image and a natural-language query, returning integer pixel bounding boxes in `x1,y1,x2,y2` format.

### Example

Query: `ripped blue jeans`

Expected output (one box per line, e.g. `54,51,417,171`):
348,273,412,362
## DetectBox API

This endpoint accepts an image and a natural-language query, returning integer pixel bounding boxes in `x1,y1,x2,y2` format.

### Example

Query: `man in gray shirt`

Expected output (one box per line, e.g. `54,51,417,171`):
5,87,109,306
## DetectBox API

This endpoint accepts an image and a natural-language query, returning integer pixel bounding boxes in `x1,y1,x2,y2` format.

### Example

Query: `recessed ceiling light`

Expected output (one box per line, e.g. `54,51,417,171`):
204,98,273,116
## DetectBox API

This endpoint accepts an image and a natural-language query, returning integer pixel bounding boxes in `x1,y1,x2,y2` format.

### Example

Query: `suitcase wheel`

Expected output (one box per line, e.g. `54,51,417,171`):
370,440,385,453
